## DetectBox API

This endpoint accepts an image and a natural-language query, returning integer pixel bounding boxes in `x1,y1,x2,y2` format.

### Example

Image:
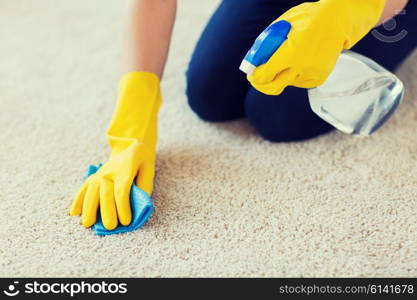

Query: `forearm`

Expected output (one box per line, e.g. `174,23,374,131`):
123,0,177,78
378,0,408,25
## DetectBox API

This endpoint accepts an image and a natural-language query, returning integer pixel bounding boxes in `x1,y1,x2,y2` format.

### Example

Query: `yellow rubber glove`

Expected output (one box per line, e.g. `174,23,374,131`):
70,72,162,230
248,0,387,95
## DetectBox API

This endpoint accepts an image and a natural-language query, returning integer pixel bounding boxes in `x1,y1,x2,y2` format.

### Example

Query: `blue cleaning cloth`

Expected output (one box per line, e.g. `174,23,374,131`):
84,164,154,236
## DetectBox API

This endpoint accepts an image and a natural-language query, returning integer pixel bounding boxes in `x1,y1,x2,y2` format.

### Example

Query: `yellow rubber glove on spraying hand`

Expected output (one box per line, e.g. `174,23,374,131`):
248,0,387,95
70,72,162,230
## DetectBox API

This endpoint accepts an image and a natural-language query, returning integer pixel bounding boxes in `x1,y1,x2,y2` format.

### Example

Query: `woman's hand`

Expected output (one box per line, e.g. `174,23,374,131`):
70,139,156,230
247,0,388,95
70,72,162,230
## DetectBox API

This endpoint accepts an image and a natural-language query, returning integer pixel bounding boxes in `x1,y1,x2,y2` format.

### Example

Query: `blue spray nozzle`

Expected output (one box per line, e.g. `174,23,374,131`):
240,20,291,75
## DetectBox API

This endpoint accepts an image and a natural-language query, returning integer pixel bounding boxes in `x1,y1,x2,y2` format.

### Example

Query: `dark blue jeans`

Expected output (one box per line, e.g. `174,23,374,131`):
186,0,417,142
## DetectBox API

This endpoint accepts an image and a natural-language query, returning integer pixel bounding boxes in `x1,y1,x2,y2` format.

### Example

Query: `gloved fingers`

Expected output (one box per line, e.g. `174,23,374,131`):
70,181,88,216
99,178,118,230
293,78,321,89
249,68,299,96
293,74,327,89
114,179,133,226
136,160,156,196
81,181,100,228
249,41,294,85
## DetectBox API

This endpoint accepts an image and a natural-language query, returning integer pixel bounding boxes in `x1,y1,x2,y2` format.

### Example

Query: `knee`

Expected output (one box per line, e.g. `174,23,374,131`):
186,74,223,122
245,87,334,142
250,118,313,143
186,67,245,123
249,113,333,142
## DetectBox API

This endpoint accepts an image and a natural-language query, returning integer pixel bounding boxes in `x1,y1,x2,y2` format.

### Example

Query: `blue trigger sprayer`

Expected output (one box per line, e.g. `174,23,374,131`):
239,21,292,75
239,21,405,136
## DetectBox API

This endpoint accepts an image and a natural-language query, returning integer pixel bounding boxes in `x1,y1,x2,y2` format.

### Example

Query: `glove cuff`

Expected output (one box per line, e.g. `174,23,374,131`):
107,71,162,150
118,71,162,107
320,0,387,49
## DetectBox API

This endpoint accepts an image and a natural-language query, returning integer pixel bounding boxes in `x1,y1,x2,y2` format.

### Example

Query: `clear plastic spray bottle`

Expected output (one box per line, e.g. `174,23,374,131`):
240,21,405,136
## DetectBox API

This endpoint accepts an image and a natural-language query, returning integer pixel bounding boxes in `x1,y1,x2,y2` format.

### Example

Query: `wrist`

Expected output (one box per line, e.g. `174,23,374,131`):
106,71,162,142
318,0,387,48
120,71,160,87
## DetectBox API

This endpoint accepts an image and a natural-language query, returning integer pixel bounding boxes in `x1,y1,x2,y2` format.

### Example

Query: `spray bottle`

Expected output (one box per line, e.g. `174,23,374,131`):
239,21,405,136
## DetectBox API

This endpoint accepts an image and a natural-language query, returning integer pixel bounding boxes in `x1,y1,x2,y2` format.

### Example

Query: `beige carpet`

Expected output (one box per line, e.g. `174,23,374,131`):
1,0,417,277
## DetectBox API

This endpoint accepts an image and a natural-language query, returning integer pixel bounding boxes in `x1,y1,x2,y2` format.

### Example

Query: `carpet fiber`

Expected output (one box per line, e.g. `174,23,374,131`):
1,0,417,277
